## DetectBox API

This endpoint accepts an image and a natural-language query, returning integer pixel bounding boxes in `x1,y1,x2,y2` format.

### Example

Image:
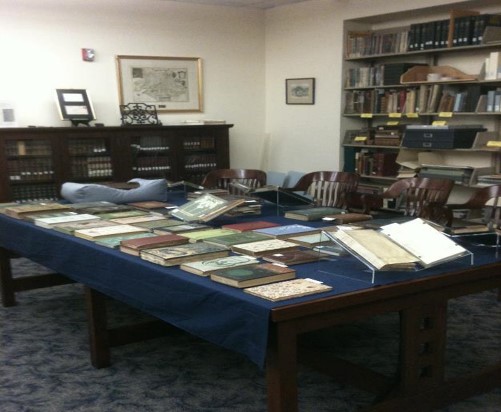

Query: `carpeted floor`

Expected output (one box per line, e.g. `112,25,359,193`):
1,258,501,411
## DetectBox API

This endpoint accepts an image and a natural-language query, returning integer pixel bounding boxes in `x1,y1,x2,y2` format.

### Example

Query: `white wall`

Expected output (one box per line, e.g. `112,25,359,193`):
0,0,265,169
263,0,467,174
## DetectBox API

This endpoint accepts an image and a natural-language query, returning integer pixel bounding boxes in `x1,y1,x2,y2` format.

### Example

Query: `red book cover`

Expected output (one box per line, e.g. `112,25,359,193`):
120,234,189,250
221,220,280,232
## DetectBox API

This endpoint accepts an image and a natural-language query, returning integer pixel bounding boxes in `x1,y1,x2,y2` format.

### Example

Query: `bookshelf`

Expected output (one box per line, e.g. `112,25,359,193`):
341,0,501,202
0,124,232,202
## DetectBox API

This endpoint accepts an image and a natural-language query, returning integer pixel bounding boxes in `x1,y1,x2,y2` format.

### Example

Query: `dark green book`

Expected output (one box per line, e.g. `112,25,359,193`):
204,231,271,247
209,263,296,288
284,207,346,221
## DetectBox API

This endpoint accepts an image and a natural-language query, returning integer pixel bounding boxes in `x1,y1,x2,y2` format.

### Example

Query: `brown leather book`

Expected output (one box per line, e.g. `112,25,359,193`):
120,234,189,256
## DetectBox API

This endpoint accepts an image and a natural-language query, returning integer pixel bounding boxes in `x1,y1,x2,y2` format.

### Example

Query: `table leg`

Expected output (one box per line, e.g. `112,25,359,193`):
266,322,298,412
84,286,111,368
0,248,15,307
399,301,447,393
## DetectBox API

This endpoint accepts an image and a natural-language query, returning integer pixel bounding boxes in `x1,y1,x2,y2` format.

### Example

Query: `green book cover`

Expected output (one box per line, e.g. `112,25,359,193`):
180,228,238,242
284,207,346,221
95,232,157,248
209,263,295,288
205,231,271,247
180,255,260,276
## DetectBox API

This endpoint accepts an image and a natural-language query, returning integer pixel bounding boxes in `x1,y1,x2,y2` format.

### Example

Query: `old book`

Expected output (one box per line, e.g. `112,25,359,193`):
127,200,177,216
253,224,321,239
74,224,150,241
284,207,346,221
130,218,184,230
445,222,491,235
75,204,134,215
153,223,210,234
96,209,149,220
52,219,120,235
179,228,238,243
231,238,299,257
209,263,296,288
180,255,260,276
140,243,229,267
108,214,167,225
120,233,189,256
332,218,469,270
203,231,271,247
380,218,469,267
244,278,332,301
170,193,247,222
34,213,101,228
4,203,72,219
95,232,157,249
23,211,80,222
330,228,419,270
221,220,280,232
261,249,329,265
321,212,373,224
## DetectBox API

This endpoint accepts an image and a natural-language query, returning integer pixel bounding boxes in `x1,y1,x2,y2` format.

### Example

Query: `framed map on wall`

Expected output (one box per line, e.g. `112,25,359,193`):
116,55,203,113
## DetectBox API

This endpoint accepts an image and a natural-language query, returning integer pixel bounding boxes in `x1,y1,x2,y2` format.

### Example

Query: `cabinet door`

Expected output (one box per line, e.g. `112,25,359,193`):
128,132,174,180
3,136,58,202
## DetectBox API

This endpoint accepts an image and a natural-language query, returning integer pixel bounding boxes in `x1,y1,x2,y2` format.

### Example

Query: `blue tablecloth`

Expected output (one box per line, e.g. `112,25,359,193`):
1,197,498,368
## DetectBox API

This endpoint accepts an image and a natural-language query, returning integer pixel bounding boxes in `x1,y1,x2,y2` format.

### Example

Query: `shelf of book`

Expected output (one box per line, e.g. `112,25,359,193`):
0,124,232,203
341,1,501,205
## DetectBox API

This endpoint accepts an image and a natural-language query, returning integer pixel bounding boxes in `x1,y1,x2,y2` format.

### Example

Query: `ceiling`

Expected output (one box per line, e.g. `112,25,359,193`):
166,0,313,9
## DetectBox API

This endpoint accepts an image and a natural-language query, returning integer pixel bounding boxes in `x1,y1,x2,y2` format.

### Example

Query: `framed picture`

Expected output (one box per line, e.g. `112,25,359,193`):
286,77,315,105
116,55,203,113
55,89,96,122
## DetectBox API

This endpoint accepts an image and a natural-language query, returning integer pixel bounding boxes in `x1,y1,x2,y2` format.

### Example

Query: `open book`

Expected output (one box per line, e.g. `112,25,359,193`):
327,218,470,271
170,193,246,222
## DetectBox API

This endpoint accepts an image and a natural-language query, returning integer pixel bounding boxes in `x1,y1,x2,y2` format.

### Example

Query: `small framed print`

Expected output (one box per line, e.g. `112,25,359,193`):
55,89,96,123
286,78,315,105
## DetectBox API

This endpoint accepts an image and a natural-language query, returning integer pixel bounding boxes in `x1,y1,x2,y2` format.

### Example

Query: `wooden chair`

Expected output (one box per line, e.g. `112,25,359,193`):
289,171,359,208
363,177,455,223
444,184,501,228
200,169,267,195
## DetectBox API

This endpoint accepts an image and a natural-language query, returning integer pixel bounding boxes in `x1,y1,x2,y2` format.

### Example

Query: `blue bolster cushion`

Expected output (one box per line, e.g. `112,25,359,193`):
60,178,168,204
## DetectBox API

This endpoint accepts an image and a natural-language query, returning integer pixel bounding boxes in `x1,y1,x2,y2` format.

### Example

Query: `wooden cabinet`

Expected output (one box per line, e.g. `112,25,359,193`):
0,124,232,202
341,1,501,201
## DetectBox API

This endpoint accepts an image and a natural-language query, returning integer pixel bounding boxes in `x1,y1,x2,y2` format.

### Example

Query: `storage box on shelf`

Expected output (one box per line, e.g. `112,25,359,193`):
0,125,232,203
342,1,501,207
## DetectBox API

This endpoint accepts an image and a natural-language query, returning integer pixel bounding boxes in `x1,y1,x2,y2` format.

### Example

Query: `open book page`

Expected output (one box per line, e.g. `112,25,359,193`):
332,229,418,270
380,218,469,267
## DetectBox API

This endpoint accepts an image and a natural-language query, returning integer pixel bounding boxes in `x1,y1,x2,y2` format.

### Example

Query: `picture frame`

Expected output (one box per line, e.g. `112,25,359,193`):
55,89,96,124
285,77,315,105
116,55,203,113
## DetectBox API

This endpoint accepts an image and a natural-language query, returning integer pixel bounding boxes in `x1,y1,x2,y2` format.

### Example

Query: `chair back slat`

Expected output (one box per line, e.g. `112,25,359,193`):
293,171,359,208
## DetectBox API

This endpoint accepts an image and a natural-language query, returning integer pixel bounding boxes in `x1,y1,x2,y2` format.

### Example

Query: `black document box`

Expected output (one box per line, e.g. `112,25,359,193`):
402,125,486,149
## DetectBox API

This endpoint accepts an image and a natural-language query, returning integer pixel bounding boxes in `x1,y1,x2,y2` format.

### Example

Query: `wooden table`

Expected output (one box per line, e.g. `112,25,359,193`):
1,213,501,411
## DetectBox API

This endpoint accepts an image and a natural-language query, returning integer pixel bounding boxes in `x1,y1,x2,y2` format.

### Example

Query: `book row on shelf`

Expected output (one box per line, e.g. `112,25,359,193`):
5,140,52,157
344,84,501,115
71,157,113,179
345,12,501,58
68,139,108,155
133,136,170,150
132,156,170,172
354,150,399,177
11,183,59,203
345,63,425,88
184,154,217,170
8,159,54,181
182,137,215,150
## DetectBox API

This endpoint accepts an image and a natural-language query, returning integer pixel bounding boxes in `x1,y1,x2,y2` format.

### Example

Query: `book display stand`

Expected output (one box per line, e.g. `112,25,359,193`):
319,221,473,284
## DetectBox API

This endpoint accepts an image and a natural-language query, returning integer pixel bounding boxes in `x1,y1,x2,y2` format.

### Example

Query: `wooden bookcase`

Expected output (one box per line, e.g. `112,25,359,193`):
0,124,232,202
341,0,501,203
